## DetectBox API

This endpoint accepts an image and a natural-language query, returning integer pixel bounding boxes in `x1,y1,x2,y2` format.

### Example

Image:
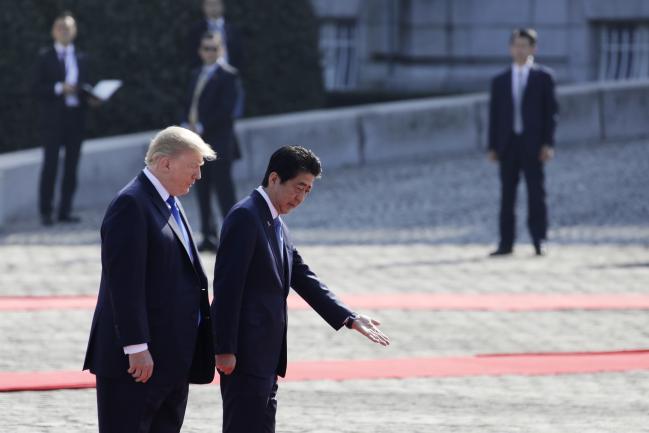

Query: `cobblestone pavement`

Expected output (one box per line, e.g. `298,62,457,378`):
1,139,648,432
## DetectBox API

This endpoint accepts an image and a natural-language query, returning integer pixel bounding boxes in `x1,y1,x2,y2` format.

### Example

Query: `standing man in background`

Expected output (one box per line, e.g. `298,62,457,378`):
188,0,246,119
211,145,390,433
187,0,243,72
488,28,558,257
83,126,216,433
32,11,96,226
182,32,238,252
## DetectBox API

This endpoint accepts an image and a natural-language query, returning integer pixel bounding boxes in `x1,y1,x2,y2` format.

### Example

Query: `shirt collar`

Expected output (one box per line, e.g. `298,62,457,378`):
512,57,534,73
256,186,279,220
143,167,172,204
54,43,75,55
202,61,220,76
207,17,224,28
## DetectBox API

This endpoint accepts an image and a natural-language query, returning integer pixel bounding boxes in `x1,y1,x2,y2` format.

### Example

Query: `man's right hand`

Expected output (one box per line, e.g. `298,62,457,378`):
127,350,154,383
216,353,236,375
62,83,77,95
487,150,499,162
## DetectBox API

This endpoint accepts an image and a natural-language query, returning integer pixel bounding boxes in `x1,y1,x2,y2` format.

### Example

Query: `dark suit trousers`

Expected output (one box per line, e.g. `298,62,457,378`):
96,376,189,433
220,373,278,433
196,159,236,241
498,134,548,248
39,107,84,218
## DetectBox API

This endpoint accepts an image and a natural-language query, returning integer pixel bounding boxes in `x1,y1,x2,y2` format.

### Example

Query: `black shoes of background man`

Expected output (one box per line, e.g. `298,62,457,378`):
533,240,546,256
41,215,54,227
488,246,513,257
59,214,81,224
198,238,219,252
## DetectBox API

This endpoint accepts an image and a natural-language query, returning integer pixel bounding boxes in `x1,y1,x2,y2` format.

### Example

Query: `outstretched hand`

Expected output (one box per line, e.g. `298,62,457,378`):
352,315,390,346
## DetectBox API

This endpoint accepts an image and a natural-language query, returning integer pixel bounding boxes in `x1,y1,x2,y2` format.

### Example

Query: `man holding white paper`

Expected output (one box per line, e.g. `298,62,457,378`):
32,11,99,226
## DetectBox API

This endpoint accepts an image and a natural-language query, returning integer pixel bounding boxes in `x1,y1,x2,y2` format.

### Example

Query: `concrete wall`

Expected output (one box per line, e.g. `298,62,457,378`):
2,79,649,227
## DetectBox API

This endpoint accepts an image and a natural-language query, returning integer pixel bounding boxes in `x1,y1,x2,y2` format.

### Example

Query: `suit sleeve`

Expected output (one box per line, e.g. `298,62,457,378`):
101,194,150,346
542,71,559,147
290,247,353,330
202,73,237,134
31,53,58,100
487,77,498,152
211,207,257,354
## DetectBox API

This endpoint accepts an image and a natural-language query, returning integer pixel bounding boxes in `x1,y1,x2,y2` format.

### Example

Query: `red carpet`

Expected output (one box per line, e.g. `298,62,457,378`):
3,350,649,392
4,293,649,312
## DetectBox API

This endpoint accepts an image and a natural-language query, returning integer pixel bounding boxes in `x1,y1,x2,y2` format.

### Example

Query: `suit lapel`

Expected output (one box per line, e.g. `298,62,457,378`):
252,191,285,281
137,172,198,270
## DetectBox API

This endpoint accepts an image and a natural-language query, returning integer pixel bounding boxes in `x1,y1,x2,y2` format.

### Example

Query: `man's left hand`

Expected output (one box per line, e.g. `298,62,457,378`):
351,315,390,346
539,145,554,162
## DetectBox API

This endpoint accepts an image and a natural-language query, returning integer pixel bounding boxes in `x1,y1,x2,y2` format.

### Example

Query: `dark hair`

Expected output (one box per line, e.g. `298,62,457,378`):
261,146,322,187
510,28,537,46
201,31,222,44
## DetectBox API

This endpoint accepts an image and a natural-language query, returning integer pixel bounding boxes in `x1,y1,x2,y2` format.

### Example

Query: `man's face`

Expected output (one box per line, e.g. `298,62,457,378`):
203,0,224,19
510,36,536,65
199,37,221,65
51,16,77,46
158,150,204,197
266,171,315,215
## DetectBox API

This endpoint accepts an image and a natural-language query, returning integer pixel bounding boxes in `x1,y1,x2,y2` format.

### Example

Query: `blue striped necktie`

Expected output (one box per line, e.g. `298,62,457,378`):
166,196,193,262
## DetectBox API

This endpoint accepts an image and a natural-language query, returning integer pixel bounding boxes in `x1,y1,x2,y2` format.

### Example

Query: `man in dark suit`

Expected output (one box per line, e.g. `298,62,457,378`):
187,0,246,119
488,28,558,256
182,32,238,252
32,11,97,226
211,146,390,433
187,0,243,71
83,126,217,433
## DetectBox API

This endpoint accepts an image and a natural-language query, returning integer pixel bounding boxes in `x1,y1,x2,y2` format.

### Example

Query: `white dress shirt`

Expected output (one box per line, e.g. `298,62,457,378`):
511,58,533,103
122,167,173,355
53,43,80,107
256,186,279,219
511,57,533,134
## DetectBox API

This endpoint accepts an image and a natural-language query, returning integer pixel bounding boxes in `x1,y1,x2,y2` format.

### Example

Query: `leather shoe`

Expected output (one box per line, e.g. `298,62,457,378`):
41,215,54,227
58,214,81,223
198,238,218,252
534,241,546,256
489,247,513,257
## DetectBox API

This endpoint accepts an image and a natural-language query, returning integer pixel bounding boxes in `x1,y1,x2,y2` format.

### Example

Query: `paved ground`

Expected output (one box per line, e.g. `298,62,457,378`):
1,138,649,432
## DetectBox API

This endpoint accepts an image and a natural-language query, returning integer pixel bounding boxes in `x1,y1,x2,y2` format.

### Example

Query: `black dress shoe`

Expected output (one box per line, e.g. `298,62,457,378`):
534,241,546,256
58,214,81,223
41,215,54,226
198,239,218,252
489,247,513,257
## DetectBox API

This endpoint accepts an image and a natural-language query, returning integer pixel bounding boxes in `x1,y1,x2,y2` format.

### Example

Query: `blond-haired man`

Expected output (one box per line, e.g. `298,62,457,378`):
84,126,216,433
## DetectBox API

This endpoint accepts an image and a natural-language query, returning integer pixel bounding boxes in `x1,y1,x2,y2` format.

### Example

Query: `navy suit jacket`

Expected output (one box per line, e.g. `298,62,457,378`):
211,190,353,378
32,46,92,131
83,172,215,385
488,64,559,155
181,65,237,160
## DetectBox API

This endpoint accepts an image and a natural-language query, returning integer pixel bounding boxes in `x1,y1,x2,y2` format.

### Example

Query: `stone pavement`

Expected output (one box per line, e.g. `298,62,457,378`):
1,138,649,432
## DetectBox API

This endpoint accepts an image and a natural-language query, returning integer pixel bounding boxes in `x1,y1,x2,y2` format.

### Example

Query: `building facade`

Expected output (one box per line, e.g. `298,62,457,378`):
312,0,649,94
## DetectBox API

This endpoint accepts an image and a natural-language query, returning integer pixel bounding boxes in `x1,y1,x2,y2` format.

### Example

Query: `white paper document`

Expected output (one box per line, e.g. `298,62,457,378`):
84,80,122,101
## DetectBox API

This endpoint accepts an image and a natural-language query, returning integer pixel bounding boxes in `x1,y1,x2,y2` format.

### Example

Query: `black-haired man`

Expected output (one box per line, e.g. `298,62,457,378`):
488,28,559,256
211,145,390,433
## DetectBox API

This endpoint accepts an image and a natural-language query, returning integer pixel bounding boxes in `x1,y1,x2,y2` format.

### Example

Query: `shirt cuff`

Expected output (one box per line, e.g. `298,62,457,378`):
123,343,148,355
54,82,64,95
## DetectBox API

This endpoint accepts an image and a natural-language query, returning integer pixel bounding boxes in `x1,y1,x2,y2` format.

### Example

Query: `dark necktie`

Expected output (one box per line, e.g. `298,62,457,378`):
273,217,284,263
166,196,193,262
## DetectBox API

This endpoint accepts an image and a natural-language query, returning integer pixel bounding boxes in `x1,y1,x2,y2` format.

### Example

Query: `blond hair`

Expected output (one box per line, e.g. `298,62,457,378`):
145,126,216,166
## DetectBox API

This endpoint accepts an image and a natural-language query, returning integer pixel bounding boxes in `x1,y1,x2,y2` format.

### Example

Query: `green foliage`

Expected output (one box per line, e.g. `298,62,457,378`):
225,0,325,117
0,0,324,153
